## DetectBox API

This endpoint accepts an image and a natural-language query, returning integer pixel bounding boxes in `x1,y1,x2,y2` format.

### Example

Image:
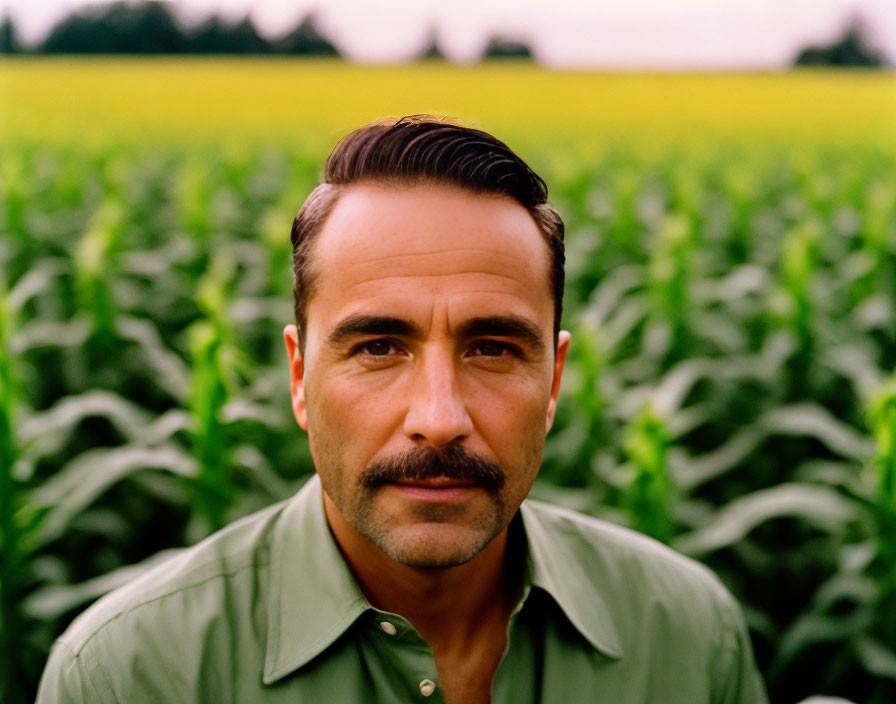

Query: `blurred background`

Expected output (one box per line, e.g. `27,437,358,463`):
1,1,895,702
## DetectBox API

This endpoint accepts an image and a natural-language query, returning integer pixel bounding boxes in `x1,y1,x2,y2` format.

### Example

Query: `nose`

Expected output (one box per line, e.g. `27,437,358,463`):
402,346,473,448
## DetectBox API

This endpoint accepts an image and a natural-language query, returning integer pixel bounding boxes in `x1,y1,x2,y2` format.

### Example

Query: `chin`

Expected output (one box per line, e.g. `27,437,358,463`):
369,524,501,569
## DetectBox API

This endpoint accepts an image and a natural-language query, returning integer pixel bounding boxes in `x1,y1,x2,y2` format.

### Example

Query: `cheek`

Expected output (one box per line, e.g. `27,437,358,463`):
304,369,404,458
465,374,552,452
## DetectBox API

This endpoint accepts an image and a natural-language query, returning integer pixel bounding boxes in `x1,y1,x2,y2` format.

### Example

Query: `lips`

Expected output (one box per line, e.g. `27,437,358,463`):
392,476,477,489
386,478,481,502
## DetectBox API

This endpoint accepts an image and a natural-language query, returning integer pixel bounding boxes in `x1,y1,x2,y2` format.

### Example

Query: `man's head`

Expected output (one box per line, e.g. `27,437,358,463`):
284,116,570,570
289,114,565,353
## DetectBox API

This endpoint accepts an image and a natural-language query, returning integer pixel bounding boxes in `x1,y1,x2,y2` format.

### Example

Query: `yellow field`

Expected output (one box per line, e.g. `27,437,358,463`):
2,58,895,151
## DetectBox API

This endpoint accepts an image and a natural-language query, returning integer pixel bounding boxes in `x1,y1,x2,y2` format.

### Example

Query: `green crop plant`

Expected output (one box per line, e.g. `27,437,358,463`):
767,380,896,703
179,157,214,241
622,403,675,543
0,155,28,243
774,219,822,398
74,196,125,340
867,379,896,667
186,252,250,535
2,127,895,703
646,213,695,363
0,274,26,704
856,179,896,305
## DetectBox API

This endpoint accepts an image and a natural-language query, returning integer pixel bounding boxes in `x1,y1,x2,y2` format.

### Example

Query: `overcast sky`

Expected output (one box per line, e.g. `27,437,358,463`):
3,0,895,68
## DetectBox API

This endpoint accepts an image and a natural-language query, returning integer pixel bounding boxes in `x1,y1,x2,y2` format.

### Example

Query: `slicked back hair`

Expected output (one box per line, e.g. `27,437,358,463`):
290,115,565,351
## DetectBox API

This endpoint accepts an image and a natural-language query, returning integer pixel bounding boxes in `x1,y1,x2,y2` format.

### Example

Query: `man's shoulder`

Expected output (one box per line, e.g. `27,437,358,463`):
57,496,291,656
520,500,768,703
522,497,738,611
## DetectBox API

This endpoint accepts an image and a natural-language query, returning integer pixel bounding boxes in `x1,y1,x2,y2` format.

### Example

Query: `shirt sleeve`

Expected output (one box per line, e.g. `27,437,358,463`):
712,591,770,704
36,641,114,704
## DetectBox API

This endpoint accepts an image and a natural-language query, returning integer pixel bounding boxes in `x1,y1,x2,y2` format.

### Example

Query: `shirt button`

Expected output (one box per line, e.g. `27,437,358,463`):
419,679,436,697
378,621,397,636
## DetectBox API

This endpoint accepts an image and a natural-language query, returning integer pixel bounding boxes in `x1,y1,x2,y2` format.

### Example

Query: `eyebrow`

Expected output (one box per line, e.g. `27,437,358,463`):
456,316,546,353
327,315,423,346
325,313,546,353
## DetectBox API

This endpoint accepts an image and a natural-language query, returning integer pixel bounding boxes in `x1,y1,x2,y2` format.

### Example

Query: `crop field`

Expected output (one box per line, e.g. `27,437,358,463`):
2,60,896,703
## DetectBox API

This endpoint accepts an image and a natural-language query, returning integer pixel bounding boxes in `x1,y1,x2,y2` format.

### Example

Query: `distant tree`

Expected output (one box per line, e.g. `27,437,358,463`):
1,14,21,54
40,1,184,54
417,27,446,61
34,1,340,56
794,19,887,67
482,35,533,60
184,16,231,54
184,16,272,54
274,13,339,56
229,18,272,54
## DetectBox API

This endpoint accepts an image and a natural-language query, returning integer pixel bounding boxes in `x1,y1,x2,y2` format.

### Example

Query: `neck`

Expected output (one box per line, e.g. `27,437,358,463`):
323,494,521,654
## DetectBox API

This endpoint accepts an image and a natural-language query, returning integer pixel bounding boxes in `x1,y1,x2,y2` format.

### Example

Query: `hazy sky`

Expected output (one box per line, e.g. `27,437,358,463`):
4,0,895,68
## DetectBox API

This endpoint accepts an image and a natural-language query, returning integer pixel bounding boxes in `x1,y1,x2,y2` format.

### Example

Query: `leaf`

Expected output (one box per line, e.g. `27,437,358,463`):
529,479,598,514
228,296,293,324
696,264,768,303
598,295,649,355
855,636,896,680
116,315,190,401
674,483,859,556
221,398,284,427
775,610,871,670
7,257,67,310
19,394,190,464
811,572,878,613
672,427,764,489
762,404,875,461
233,444,294,499
580,265,644,324
29,444,197,548
828,343,886,399
9,317,91,354
18,389,153,453
23,548,183,621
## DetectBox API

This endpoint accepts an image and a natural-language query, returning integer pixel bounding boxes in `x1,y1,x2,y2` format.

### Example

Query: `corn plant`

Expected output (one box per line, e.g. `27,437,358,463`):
864,379,896,691
646,212,695,363
3,132,896,704
622,403,675,542
185,253,242,535
0,274,26,704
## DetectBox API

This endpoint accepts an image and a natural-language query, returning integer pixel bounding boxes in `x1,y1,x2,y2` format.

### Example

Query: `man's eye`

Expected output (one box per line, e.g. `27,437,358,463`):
473,341,509,357
359,340,395,356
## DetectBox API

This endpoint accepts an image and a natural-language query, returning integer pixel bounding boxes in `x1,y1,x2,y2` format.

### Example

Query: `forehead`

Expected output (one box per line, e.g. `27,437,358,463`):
304,183,552,330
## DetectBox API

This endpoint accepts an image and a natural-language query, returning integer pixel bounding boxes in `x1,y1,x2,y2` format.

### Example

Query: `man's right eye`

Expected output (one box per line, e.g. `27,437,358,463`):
358,340,396,356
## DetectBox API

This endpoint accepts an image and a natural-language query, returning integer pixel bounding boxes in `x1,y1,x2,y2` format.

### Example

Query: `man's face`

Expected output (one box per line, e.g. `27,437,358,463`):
284,183,569,569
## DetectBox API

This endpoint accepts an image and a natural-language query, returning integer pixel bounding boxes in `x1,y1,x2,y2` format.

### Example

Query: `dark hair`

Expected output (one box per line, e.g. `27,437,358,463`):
290,115,565,351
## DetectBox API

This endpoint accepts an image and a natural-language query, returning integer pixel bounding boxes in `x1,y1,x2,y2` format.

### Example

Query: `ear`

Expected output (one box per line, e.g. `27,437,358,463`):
545,330,571,434
283,324,308,431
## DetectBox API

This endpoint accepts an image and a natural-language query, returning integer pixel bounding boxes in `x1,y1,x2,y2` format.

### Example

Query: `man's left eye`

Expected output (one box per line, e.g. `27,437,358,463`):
361,340,395,356
472,341,509,357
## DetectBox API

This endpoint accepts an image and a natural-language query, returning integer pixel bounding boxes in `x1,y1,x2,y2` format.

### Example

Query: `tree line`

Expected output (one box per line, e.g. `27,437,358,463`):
0,2,338,56
0,2,888,65
0,1,534,59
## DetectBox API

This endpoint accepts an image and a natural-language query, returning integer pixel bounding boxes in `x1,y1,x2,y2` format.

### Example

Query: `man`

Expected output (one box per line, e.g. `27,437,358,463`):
38,115,767,703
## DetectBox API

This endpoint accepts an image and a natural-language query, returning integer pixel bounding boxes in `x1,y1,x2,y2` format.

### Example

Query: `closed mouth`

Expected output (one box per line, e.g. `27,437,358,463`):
385,479,482,502
391,477,478,489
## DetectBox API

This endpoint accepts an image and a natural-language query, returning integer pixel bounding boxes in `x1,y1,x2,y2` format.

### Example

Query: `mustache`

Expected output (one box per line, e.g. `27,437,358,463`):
360,445,505,492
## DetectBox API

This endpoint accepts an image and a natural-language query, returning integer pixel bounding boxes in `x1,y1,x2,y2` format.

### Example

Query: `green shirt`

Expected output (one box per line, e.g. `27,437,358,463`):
37,475,768,703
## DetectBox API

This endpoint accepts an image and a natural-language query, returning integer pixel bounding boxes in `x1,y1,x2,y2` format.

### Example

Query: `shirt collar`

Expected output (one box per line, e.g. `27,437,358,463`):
263,475,370,685
520,500,624,659
264,477,622,685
